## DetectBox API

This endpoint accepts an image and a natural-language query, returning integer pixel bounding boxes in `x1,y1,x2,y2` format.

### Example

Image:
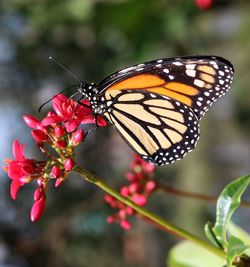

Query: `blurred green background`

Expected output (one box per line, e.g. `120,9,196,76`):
1,0,250,266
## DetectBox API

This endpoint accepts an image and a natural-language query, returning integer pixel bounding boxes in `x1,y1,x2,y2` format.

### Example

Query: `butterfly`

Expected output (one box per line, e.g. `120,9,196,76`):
77,55,234,166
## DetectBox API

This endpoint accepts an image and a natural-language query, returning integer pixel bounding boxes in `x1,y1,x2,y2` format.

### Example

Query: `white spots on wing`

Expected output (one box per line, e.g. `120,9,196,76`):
186,69,196,77
163,68,169,73
169,75,174,80
186,64,196,69
194,79,205,87
119,66,135,73
173,61,183,66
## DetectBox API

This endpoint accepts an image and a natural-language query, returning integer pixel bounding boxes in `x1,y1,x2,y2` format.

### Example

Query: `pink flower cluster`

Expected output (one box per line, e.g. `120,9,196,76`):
3,94,107,222
105,155,157,230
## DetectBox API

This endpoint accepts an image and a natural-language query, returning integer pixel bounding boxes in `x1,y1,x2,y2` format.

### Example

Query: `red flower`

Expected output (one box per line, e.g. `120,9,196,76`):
41,94,107,132
4,140,37,199
195,0,212,10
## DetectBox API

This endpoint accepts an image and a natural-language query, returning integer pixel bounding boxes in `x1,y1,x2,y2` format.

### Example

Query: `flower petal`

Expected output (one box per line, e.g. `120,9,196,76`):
10,179,24,200
12,139,25,161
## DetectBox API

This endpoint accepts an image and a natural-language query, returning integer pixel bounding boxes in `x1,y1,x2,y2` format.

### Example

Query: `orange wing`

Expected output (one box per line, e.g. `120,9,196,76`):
101,57,234,119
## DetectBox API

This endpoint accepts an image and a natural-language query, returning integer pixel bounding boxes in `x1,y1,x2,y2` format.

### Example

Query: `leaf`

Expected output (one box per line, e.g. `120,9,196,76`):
205,222,223,248
167,241,225,267
227,235,250,267
212,175,250,247
228,223,250,248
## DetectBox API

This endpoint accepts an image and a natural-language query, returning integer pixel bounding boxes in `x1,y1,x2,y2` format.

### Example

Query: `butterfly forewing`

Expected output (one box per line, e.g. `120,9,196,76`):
99,56,234,120
103,90,200,165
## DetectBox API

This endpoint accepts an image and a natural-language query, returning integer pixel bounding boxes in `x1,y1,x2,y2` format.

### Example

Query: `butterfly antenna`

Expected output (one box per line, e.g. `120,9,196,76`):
38,84,78,112
49,56,82,84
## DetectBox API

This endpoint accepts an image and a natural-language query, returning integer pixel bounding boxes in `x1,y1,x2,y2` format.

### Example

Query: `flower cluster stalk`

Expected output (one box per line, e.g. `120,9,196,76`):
74,165,225,259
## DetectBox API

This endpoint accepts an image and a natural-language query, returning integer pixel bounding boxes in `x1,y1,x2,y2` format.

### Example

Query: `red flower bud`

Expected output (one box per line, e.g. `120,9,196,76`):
64,158,74,171
118,209,127,219
104,194,115,204
132,194,147,206
23,115,42,130
55,178,63,187
120,220,131,230
107,216,116,224
71,129,84,145
30,195,46,222
96,116,107,127
120,186,129,197
125,207,134,215
54,126,65,137
129,182,139,194
55,140,67,149
145,180,157,193
51,165,61,178
31,130,47,143
33,187,44,201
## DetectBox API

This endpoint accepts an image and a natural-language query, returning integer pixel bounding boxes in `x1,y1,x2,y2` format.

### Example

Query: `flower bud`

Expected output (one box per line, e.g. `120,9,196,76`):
51,165,61,178
107,216,116,224
64,158,74,171
118,209,127,219
132,194,147,206
31,130,47,143
55,140,67,149
33,187,44,201
55,178,63,187
120,186,129,197
71,129,84,145
23,115,41,130
30,195,46,222
54,126,65,137
97,116,107,127
129,182,139,194
120,220,131,230
145,180,157,193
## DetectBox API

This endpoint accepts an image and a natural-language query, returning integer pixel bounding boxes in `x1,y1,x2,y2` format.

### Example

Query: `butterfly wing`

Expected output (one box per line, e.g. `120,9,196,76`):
99,56,234,120
103,90,200,165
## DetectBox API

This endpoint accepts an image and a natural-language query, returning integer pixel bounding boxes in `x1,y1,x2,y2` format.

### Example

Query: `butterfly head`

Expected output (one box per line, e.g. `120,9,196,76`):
78,82,108,114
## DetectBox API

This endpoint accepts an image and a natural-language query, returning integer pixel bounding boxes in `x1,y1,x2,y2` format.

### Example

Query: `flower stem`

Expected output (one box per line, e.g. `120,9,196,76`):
74,165,225,259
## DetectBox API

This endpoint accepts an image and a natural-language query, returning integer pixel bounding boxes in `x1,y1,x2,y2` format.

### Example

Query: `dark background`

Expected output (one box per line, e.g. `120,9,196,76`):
1,0,250,266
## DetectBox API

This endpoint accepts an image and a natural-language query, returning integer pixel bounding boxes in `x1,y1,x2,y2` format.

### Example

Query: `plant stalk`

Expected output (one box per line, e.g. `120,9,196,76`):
74,165,225,259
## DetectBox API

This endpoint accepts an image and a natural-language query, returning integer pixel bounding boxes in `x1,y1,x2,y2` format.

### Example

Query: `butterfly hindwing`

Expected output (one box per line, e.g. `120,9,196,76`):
103,90,200,166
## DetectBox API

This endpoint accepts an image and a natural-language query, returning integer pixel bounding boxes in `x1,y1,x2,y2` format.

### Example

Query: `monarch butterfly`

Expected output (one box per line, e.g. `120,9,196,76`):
77,55,234,166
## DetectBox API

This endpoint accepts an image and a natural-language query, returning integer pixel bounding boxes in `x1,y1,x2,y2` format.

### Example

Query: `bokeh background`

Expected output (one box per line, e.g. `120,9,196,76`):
1,0,250,266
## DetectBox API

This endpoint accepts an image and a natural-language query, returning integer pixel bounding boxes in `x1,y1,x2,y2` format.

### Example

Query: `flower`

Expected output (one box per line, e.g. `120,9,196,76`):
195,0,212,10
4,140,39,199
105,154,157,229
41,94,107,132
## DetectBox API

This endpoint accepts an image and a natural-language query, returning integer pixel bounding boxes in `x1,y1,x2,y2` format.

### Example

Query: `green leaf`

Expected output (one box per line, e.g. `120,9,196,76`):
205,222,223,248
228,223,250,248
212,175,250,247
227,235,250,267
167,241,225,267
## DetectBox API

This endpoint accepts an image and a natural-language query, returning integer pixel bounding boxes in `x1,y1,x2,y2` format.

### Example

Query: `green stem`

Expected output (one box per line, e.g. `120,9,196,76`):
74,165,225,259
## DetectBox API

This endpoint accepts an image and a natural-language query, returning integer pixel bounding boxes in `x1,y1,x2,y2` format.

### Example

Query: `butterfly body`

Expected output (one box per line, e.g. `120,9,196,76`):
78,56,234,166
